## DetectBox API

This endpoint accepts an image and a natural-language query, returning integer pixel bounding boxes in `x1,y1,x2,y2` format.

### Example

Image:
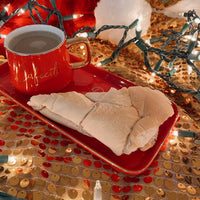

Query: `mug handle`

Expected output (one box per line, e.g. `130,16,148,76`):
66,37,91,69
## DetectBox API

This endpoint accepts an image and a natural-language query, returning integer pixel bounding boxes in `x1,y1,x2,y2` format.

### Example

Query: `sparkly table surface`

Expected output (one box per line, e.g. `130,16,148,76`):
0,9,200,200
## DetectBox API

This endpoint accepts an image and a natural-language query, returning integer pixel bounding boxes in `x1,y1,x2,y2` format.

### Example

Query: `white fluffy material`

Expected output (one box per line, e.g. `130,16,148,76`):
161,0,200,18
94,0,152,44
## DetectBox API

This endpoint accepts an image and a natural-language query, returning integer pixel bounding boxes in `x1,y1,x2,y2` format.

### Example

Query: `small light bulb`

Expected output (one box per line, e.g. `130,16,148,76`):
0,34,7,39
194,17,200,24
73,14,83,19
188,65,193,75
80,45,84,50
77,32,88,38
19,8,25,14
97,63,102,67
4,4,10,12
173,131,178,136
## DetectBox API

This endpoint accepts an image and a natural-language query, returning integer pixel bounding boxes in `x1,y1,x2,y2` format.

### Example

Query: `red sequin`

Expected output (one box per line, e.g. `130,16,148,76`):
34,135,42,139
94,161,102,168
31,140,39,146
131,177,140,183
7,117,14,122
25,114,32,120
38,150,46,157
41,170,49,178
15,120,22,125
74,148,81,154
44,130,52,136
123,176,132,183
112,185,122,193
19,128,27,133
143,176,153,183
142,169,151,176
39,143,46,150
83,179,90,188
51,140,59,145
43,162,52,168
151,160,159,167
133,185,143,192
103,164,111,170
55,156,64,162
52,132,59,138
46,155,55,161
0,140,5,146
111,195,120,199
60,140,68,146
153,168,160,174
121,195,130,200
122,186,131,193
27,129,35,134
83,159,92,167
111,174,120,182
10,125,18,130
24,122,32,127
10,111,17,117
63,157,72,163
43,137,51,144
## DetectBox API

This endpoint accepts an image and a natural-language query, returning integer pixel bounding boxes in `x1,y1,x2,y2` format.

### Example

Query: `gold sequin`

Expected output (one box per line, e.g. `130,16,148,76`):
50,174,60,183
70,177,79,187
163,161,172,169
92,171,101,179
48,147,57,154
20,178,30,188
56,185,65,196
165,179,174,189
73,156,82,164
187,185,196,195
33,191,43,200
34,157,43,165
36,179,46,189
9,176,20,186
68,189,78,199
51,163,61,172
7,187,17,196
31,167,41,176
71,166,80,176
13,149,22,155
17,190,27,199
60,176,70,185
172,164,181,172
182,166,192,174
82,190,92,200
175,173,184,181
154,177,163,187
156,188,165,197
162,151,171,160
102,182,111,193
47,183,56,193
154,168,163,175
177,183,186,192
192,158,200,167
82,168,91,178
62,165,70,174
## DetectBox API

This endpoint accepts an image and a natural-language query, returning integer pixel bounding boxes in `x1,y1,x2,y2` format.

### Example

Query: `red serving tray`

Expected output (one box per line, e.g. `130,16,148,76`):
0,56,178,175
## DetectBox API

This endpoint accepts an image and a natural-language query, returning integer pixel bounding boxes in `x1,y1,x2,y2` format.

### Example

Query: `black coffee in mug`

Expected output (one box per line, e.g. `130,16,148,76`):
8,31,62,54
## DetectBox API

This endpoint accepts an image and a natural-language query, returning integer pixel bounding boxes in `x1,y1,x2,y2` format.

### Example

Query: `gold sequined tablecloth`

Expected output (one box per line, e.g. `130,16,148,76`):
0,3,200,200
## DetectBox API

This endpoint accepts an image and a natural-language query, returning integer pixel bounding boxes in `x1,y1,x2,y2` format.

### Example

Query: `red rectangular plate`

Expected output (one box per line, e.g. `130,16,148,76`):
0,56,178,175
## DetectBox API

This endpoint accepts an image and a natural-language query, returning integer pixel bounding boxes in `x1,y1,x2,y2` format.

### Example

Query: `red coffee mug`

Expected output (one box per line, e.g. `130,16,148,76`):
4,24,91,95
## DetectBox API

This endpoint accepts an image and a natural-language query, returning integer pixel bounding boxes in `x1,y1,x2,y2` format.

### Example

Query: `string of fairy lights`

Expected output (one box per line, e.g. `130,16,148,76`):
0,0,200,104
